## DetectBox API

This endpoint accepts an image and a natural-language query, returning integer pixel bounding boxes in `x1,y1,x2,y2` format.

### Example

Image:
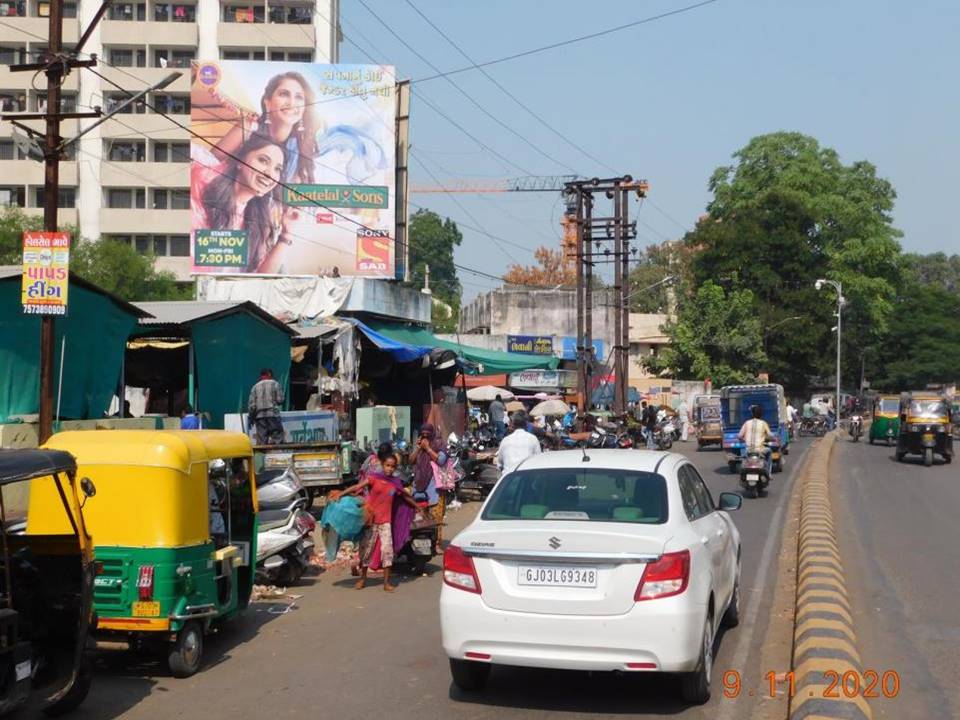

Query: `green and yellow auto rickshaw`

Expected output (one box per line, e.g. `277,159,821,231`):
895,393,954,467
30,430,258,677
869,395,900,445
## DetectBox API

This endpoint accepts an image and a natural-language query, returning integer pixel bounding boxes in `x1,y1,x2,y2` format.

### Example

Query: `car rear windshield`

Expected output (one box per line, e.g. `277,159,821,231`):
879,399,899,414
483,468,668,524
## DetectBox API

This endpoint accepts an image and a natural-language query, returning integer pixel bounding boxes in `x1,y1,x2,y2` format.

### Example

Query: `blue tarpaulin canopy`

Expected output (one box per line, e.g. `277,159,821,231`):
348,318,432,363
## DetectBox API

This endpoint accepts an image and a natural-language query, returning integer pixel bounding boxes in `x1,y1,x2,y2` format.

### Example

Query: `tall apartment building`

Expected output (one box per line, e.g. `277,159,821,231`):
0,0,339,279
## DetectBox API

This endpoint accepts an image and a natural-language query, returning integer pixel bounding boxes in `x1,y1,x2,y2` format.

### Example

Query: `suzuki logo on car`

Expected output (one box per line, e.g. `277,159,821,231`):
548,536,562,550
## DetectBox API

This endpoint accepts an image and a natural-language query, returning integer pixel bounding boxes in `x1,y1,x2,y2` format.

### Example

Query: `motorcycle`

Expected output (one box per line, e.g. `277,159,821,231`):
740,444,774,498
654,418,675,450
848,414,863,442
799,415,827,437
255,466,316,584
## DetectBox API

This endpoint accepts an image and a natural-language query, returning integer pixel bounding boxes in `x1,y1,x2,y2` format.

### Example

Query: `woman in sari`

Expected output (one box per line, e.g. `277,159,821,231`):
408,423,447,553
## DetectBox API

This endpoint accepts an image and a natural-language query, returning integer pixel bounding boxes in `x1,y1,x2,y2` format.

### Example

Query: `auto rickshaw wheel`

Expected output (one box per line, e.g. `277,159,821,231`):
168,621,204,678
43,658,93,716
924,448,933,467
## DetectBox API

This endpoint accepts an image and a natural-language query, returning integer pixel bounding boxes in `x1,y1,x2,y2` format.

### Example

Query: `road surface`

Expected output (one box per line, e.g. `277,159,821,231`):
831,435,960,720
66,439,812,720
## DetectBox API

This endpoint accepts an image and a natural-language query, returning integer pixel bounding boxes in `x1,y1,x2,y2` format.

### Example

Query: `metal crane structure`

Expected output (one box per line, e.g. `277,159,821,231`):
411,175,650,195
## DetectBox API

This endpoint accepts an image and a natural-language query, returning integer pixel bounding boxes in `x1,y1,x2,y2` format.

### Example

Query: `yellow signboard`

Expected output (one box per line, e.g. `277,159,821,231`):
21,231,70,316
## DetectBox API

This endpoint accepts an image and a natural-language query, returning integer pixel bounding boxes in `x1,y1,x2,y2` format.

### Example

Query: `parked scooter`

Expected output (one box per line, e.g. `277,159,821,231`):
255,466,316,584
740,444,774,498
848,415,863,442
654,418,675,450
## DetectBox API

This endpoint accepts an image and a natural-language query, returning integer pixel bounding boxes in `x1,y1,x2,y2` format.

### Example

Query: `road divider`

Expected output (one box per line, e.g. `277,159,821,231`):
789,432,872,720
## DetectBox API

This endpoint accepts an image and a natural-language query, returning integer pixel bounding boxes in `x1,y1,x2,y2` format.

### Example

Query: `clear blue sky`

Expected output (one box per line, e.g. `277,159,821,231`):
340,0,960,298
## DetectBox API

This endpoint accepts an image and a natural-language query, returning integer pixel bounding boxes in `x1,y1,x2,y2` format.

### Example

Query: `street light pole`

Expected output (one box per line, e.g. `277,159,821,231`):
815,279,844,422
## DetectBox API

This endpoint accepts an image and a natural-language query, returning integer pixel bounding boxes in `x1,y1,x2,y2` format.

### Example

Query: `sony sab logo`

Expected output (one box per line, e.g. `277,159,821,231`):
548,536,562,550
355,228,391,273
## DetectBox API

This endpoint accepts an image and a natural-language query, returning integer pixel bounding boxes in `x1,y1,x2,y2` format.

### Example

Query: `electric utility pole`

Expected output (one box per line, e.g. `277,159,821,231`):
5,0,106,442
565,177,648,416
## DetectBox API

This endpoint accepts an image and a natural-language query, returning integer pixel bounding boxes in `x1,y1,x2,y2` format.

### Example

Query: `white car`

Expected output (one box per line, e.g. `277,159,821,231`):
440,449,743,705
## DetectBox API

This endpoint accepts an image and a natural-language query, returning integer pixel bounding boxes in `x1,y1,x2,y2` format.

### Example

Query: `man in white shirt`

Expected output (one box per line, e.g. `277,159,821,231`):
738,405,774,474
495,410,542,478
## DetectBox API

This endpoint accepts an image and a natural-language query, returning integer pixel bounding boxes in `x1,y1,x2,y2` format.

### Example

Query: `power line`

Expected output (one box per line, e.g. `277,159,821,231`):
404,0,617,176
413,0,720,84
357,0,578,175
646,198,690,233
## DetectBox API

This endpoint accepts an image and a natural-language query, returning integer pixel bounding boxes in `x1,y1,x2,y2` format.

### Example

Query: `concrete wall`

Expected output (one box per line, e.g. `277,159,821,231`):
340,279,431,324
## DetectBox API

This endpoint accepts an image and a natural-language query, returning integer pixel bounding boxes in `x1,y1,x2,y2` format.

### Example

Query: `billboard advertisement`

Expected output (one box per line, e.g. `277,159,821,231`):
190,61,396,277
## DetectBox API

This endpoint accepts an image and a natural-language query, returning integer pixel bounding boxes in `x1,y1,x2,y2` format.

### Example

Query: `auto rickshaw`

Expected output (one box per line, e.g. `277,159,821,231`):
869,395,900,445
895,393,954,467
31,431,258,677
693,395,723,449
720,384,790,473
1,449,96,716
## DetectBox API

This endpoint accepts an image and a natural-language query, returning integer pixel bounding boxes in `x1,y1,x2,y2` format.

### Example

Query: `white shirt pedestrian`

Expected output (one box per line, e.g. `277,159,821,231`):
677,399,690,441
495,427,542,478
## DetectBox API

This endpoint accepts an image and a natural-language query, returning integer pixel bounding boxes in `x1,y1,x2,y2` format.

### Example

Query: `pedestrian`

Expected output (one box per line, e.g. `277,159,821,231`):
248,368,285,445
488,394,507,440
641,401,658,449
677,397,691,442
495,410,542,477
337,444,425,592
409,423,448,553
180,405,201,430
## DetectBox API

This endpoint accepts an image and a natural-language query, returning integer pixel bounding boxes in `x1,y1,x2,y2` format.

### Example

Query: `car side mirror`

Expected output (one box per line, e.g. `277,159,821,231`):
80,477,96,498
718,492,742,512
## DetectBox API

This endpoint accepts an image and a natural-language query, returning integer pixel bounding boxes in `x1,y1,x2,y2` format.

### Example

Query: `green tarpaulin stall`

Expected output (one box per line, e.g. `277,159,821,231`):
0,267,148,422
361,319,558,374
133,301,294,428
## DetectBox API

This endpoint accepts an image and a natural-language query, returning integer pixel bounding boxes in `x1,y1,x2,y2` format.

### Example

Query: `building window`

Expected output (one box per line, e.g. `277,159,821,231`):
224,4,264,23
169,234,190,256
35,92,77,113
106,188,145,209
152,48,194,69
106,140,145,162
104,92,145,114
108,2,145,20
170,188,190,209
154,3,195,21
0,1,27,17
153,93,189,114
221,48,265,61
33,186,76,208
0,45,27,65
0,140,25,160
107,47,147,68
152,141,190,163
0,92,26,112
151,188,168,209
153,236,167,256
0,187,25,207
134,235,151,254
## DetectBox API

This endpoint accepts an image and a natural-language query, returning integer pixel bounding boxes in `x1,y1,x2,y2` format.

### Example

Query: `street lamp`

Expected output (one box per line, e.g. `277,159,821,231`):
815,279,845,422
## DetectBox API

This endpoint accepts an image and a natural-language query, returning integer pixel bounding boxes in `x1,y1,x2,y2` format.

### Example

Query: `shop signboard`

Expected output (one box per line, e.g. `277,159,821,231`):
509,369,576,390
21,231,70,316
190,61,397,278
560,336,605,361
506,334,554,355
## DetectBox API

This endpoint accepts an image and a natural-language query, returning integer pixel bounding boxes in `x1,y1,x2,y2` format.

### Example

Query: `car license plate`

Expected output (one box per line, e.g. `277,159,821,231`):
412,538,432,554
132,601,160,617
923,433,934,442
746,474,760,482
518,565,597,588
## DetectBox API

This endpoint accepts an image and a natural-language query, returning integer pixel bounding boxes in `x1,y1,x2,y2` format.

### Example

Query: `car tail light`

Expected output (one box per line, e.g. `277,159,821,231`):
443,545,481,594
635,550,690,601
136,564,155,601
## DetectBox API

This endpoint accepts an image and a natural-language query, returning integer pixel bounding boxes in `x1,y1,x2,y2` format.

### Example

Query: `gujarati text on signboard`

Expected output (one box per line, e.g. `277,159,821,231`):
21,231,70,316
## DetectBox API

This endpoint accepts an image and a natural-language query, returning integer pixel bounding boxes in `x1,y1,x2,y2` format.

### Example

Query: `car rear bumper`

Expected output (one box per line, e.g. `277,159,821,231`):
440,586,707,673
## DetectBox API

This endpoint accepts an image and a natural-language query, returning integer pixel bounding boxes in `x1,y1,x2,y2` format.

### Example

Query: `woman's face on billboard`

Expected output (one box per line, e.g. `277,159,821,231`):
239,143,284,197
265,78,306,127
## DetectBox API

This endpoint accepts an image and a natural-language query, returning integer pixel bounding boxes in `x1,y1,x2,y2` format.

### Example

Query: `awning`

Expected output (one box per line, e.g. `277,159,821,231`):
362,320,559,374
348,319,432,363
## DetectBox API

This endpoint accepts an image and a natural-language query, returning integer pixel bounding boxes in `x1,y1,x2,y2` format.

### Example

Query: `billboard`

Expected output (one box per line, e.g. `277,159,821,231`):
190,61,396,277
21,231,70,316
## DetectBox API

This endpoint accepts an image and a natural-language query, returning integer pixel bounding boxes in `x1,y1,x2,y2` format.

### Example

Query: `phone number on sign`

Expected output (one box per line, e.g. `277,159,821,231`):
722,670,901,699
23,304,65,315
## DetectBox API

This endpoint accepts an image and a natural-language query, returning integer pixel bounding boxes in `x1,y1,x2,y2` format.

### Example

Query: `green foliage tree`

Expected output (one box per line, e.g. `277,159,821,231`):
407,209,463,333
644,281,767,386
680,131,902,393
0,208,43,264
901,252,960,295
627,241,689,314
71,237,190,301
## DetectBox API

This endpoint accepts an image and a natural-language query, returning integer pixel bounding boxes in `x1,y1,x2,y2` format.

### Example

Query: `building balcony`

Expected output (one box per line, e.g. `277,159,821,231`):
100,114,190,140
24,207,78,226
100,161,188,187
217,21,314,48
101,20,198,47
0,16,79,44
96,65,192,94
0,159,78,185
100,208,190,234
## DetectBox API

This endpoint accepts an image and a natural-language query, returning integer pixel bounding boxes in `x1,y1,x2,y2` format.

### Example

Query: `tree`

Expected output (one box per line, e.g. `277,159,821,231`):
0,208,43,263
71,238,190,301
627,241,691,314
683,132,902,393
901,252,960,295
407,209,463,333
644,281,767,386
503,246,576,287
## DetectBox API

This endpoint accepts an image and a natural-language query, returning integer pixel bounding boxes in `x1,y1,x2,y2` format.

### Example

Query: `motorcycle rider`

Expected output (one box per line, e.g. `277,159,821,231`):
738,405,775,476
495,410,541,478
